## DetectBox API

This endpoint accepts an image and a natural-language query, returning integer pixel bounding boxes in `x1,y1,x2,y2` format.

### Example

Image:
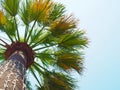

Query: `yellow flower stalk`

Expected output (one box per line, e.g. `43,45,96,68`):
0,11,6,25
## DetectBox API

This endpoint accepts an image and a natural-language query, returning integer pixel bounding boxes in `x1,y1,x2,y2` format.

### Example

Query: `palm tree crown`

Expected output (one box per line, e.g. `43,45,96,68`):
0,0,88,89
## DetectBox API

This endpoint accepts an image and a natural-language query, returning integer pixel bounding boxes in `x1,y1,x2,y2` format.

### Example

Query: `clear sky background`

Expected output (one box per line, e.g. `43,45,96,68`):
55,0,120,90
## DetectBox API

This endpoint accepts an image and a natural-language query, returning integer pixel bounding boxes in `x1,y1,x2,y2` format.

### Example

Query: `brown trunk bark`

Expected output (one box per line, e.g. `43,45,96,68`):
0,51,27,90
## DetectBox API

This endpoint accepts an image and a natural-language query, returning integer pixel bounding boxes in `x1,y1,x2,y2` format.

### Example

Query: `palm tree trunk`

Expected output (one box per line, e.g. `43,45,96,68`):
0,51,27,90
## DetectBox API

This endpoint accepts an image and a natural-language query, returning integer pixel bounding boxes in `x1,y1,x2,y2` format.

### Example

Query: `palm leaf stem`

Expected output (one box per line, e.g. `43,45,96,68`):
29,26,45,45
26,0,51,43
33,63,44,75
34,62,51,73
0,38,8,46
33,44,57,51
5,32,14,42
24,25,29,42
0,43,6,47
34,62,67,81
14,16,20,41
35,53,55,57
30,41,42,48
0,35,10,42
30,67,42,87
26,20,37,42
14,35,17,41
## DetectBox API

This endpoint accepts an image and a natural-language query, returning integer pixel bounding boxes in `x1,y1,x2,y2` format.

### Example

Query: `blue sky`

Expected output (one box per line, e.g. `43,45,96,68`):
55,0,120,90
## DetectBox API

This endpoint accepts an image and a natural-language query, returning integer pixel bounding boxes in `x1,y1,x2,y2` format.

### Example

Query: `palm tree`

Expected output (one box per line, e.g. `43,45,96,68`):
0,0,88,90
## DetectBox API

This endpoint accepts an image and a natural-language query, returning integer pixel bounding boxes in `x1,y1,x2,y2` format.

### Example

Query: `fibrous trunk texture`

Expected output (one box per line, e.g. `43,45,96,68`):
0,51,26,90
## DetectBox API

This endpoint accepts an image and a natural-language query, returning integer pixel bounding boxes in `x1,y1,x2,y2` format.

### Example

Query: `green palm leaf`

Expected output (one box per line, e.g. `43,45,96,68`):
20,0,34,25
3,19,16,36
2,0,19,16
49,3,65,21
56,52,83,73
35,49,55,66
0,48,5,60
40,71,76,90
58,30,88,50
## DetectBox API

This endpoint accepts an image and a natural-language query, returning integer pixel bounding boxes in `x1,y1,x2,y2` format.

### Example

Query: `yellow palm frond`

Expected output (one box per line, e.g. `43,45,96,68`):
31,0,53,22
50,15,78,35
57,53,83,73
0,11,6,25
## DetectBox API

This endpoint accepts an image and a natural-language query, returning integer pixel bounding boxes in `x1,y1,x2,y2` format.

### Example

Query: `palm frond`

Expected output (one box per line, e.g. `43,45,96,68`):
31,0,53,23
20,0,34,25
26,79,33,90
0,11,6,27
2,0,19,16
3,19,16,37
0,48,5,61
58,30,88,50
50,15,78,36
30,65,43,87
49,3,65,21
56,52,83,73
35,49,55,66
30,29,51,46
40,71,76,90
